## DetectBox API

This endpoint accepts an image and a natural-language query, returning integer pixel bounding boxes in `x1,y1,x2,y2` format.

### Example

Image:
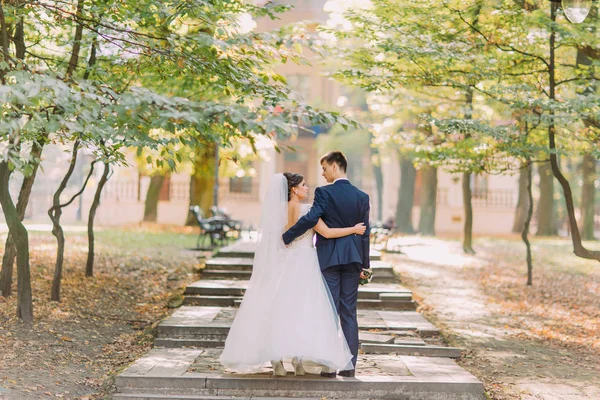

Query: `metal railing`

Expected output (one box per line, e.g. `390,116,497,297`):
102,180,139,202
169,181,189,201
471,189,516,209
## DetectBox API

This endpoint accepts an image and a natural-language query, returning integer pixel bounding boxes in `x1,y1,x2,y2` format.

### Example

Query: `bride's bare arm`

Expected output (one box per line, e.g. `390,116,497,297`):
314,219,366,239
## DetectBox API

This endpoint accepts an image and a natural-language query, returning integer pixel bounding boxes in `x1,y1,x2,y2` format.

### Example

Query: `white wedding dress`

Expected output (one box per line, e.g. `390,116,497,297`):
220,174,353,374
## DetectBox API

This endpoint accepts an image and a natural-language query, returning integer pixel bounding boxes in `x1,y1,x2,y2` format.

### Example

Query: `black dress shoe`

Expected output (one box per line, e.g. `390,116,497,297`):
338,369,355,377
320,371,337,378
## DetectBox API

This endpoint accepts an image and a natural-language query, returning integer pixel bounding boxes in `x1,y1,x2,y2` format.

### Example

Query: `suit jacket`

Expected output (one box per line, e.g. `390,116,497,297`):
282,179,370,270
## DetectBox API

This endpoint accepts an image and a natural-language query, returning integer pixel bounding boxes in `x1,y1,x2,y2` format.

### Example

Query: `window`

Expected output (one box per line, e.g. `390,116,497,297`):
230,176,253,193
159,176,171,201
470,174,488,198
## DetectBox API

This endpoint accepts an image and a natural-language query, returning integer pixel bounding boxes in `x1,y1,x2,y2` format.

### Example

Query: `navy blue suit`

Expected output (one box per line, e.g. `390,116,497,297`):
282,179,370,368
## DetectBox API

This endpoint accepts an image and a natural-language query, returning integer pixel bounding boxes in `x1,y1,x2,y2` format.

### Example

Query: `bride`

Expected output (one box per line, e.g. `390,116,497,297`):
219,173,366,376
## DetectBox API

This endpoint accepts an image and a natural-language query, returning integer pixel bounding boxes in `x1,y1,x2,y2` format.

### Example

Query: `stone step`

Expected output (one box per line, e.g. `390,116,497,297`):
184,281,412,301
154,338,224,348
204,258,253,271
157,307,439,341
185,283,247,297
201,270,253,280
199,261,399,282
156,331,412,349
216,241,382,262
183,295,416,311
184,296,239,307
198,271,401,283
370,275,398,284
355,299,417,311
114,395,327,400
358,332,395,344
394,337,427,346
115,348,484,400
361,343,462,358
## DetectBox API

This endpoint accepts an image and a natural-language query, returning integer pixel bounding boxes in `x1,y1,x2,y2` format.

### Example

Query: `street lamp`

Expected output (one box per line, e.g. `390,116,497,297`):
551,0,593,23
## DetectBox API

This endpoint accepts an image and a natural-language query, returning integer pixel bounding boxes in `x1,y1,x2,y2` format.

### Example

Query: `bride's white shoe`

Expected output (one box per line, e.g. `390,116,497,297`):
291,357,306,376
271,360,287,376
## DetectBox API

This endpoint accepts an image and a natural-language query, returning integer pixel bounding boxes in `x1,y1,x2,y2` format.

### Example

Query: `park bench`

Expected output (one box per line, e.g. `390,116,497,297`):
209,206,243,240
189,206,243,248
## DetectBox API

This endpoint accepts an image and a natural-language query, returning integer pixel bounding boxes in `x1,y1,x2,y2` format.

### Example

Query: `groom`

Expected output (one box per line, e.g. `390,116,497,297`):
282,151,370,377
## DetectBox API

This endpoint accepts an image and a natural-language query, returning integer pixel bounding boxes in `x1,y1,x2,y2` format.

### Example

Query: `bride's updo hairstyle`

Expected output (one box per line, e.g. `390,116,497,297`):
283,172,303,201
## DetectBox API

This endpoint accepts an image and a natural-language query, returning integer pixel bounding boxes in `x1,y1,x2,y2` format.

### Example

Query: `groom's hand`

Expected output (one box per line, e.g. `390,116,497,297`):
360,270,369,279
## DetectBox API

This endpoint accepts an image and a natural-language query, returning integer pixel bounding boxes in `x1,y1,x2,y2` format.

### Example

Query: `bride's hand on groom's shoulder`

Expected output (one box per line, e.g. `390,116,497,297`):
353,223,366,235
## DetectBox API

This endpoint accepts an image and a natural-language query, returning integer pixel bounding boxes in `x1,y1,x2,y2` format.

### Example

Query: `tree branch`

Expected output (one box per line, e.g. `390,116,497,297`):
0,2,12,82
444,1,550,70
65,0,85,79
59,159,97,208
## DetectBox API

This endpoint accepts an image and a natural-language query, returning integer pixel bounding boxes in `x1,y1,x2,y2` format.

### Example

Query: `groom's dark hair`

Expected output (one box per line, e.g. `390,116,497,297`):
320,151,347,173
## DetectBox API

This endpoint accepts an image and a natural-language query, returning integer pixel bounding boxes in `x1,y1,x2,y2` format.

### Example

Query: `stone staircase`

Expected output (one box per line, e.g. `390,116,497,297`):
183,280,416,311
113,239,484,400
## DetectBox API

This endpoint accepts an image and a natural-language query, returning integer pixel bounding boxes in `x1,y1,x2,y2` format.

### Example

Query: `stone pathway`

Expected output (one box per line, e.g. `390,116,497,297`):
113,239,485,399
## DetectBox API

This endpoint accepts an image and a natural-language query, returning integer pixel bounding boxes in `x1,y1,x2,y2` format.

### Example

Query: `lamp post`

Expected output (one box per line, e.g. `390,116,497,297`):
550,0,593,23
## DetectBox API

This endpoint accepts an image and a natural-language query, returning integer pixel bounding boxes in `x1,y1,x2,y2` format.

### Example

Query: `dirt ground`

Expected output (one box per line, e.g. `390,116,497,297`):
388,235,600,400
0,225,202,400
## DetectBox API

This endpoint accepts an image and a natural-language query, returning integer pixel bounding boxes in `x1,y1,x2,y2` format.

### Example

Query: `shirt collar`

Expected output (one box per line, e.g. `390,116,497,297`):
333,177,349,184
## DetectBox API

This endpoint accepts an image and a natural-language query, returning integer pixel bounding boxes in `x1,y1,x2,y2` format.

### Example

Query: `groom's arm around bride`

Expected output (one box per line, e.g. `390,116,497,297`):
282,185,328,244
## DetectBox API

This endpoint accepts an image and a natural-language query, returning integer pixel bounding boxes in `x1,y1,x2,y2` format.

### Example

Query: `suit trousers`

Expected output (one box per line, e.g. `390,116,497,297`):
321,262,361,368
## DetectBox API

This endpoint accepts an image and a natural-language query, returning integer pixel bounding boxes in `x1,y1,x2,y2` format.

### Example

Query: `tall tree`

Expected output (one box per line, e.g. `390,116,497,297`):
1,137,46,297
86,161,110,277
512,167,530,233
395,151,416,233
580,154,596,240
186,143,218,224
144,174,167,222
536,161,558,236
418,165,438,236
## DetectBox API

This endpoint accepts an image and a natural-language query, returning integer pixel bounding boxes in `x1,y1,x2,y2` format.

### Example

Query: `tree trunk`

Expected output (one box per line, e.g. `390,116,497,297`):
1,139,45,297
86,162,110,277
512,167,530,233
575,15,598,241
143,175,166,222
580,153,596,241
369,136,384,221
462,172,475,254
546,2,600,261
536,161,557,236
395,152,416,233
462,88,475,254
418,165,437,235
0,2,10,83
48,156,95,300
49,140,80,302
186,144,217,225
65,0,84,79
522,162,534,286
0,161,33,322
